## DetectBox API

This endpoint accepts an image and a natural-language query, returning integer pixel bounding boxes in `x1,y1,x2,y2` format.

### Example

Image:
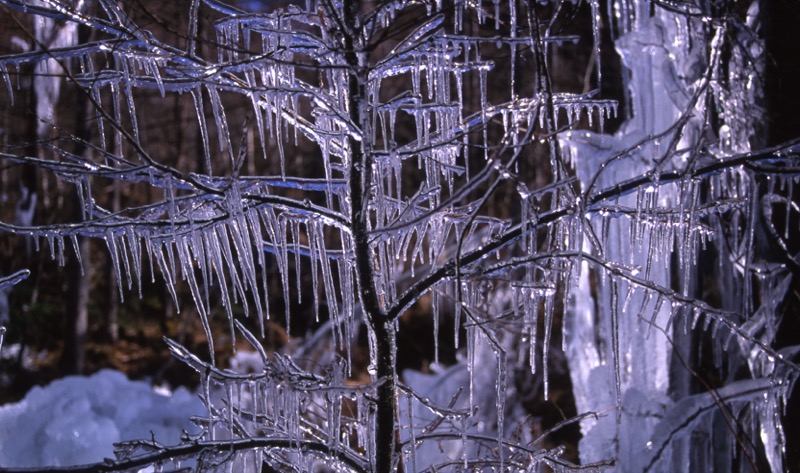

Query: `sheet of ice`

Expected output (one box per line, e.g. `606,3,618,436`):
0,369,203,468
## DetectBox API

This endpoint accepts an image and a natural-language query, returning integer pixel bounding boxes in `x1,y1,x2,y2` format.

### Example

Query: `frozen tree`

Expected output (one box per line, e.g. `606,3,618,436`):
0,0,798,472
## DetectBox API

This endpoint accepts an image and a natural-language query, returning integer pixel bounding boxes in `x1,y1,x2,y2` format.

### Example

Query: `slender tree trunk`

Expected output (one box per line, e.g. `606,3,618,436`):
62,233,91,374
342,1,397,470
62,39,93,372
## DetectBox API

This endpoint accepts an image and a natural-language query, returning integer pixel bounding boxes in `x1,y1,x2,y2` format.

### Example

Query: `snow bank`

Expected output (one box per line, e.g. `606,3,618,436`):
0,369,204,468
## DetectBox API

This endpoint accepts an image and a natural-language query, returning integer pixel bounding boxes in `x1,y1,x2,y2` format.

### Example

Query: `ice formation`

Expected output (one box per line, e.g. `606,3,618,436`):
0,0,797,471
0,369,203,468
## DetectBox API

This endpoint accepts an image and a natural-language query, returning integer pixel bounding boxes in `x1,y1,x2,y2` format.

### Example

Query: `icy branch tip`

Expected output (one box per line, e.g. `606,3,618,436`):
0,269,30,291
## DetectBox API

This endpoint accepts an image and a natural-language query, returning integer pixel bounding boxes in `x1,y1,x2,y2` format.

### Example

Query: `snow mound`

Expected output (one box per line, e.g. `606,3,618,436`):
0,369,203,468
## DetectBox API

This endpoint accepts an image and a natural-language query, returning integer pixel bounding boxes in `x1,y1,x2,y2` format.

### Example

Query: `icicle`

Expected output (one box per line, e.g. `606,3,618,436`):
245,211,267,328
116,229,133,292
610,277,622,414
542,291,553,400
1,66,12,106
590,0,602,90
121,80,140,145
55,233,66,267
291,220,302,308
529,289,539,375
276,219,291,331
637,290,652,329
433,288,440,365
467,325,475,408
407,392,417,473
690,307,703,332
106,231,125,301
621,284,635,315
308,223,323,325
68,234,83,276
784,177,793,241
206,227,234,330
151,242,179,310
190,88,212,173
206,86,233,160
124,226,143,296
496,350,506,471
647,294,664,339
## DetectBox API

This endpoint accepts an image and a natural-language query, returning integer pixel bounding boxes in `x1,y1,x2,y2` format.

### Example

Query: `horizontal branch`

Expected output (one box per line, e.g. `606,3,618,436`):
587,138,800,206
0,436,367,473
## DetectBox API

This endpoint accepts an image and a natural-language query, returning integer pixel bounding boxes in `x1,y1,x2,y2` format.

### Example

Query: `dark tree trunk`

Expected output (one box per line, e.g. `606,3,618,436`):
61,21,94,372
61,234,91,374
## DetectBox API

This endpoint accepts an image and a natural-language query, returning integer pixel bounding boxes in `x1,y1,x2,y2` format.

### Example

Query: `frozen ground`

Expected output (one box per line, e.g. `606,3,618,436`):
0,369,204,468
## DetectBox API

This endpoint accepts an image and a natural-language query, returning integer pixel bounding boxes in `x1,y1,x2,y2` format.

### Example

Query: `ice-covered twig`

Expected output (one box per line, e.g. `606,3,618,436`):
0,269,29,291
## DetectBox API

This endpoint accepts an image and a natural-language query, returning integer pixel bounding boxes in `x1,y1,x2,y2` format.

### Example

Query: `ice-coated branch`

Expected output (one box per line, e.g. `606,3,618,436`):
0,269,30,291
0,436,368,473
586,139,800,206
642,378,775,472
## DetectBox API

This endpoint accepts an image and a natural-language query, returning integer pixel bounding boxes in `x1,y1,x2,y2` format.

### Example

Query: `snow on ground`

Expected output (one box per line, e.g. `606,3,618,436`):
0,369,204,468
